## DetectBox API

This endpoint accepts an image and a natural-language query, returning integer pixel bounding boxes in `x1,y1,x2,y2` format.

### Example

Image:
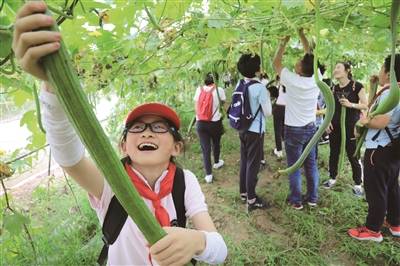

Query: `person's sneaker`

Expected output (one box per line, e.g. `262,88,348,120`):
389,225,400,237
204,174,213,184
307,201,317,207
384,221,400,237
291,203,304,210
259,160,268,171
348,226,383,242
240,193,247,204
301,195,317,207
213,160,224,169
273,148,283,158
247,196,271,212
352,185,364,197
322,179,336,189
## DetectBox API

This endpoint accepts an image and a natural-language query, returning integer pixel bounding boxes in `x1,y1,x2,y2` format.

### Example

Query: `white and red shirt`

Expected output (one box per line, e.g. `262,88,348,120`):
89,167,208,265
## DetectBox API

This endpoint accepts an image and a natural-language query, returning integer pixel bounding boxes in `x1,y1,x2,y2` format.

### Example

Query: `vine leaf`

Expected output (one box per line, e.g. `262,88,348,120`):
20,110,46,149
206,28,239,46
11,89,33,107
154,0,192,20
3,211,30,236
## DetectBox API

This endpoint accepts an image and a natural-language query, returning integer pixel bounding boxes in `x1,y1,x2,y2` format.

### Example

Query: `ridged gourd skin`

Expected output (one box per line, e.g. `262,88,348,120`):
337,106,346,176
279,0,335,176
40,8,166,245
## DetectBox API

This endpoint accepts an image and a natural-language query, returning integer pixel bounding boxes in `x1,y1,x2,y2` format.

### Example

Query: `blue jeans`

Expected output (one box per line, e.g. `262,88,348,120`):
284,123,319,204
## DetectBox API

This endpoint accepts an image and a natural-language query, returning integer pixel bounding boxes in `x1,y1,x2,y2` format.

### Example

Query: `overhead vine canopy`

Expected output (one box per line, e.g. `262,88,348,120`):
0,0,398,159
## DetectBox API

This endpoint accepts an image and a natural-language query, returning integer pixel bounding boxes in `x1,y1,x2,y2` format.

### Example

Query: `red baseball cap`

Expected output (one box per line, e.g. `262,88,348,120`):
125,103,181,130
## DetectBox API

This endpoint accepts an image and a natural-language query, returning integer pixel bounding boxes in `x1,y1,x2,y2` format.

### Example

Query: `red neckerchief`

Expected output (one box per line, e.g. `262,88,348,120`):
124,162,176,227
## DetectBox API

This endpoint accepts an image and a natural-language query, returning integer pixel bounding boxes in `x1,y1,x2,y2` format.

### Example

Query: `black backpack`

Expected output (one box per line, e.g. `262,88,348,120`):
97,167,189,265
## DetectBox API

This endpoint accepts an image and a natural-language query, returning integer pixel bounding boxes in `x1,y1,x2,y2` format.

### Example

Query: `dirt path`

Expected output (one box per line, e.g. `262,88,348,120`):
198,149,293,251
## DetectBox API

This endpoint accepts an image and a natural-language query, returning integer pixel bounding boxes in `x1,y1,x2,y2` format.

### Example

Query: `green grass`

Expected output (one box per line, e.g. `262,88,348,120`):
1,118,399,265
1,178,101,265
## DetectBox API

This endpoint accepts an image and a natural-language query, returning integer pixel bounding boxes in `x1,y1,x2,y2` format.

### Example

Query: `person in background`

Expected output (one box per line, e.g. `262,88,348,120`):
194,73,226,183
348,54,400,242
323,62,367,197
222,72,232,89
236,53,272,212
259,72,270,167
273,33,321,210
272,75,286,159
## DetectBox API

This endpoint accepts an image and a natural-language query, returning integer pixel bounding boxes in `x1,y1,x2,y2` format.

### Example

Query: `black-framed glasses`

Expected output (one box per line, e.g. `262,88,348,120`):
127,121,171,133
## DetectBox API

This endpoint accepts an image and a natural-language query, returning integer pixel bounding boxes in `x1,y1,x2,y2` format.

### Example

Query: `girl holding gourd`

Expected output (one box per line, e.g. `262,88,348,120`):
323,62,368,197
12,2,227,265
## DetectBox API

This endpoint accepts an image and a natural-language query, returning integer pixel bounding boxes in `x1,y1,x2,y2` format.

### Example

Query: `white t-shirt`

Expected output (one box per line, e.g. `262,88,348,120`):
193,85,226,121
89,168,208,266
280,67,320,127
275,84,287,106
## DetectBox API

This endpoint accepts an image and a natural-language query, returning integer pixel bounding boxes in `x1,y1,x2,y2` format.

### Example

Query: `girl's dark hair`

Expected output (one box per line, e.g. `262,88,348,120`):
120,119,184,164
384,53,400,81
204,72,214,85
338,62,353,80
237,53,261,78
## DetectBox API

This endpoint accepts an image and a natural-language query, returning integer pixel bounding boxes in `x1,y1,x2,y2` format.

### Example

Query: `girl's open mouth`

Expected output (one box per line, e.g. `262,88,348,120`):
137,142,158,151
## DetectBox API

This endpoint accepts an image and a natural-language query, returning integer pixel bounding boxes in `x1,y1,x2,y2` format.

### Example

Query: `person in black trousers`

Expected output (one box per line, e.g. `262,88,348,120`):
194,73,226,183
323,62,368,197
236,54,272,212
348,54,400,242
272,75,286,158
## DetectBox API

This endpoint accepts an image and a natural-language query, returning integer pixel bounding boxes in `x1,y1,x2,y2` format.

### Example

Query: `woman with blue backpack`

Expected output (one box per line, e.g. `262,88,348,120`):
194,73,226,183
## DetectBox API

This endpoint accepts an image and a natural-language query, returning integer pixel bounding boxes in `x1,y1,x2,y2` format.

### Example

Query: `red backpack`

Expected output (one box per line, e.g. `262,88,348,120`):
196,85,216,121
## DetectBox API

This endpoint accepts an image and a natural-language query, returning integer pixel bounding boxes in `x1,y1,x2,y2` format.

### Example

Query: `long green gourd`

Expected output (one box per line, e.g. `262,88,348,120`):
32,82,46,134
279,0,335,175
40,7,166,245
370,0,399,116
337,106,346,175
368,81,379,104
354,81,378,159
354,0,399,158
354,128,367,159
